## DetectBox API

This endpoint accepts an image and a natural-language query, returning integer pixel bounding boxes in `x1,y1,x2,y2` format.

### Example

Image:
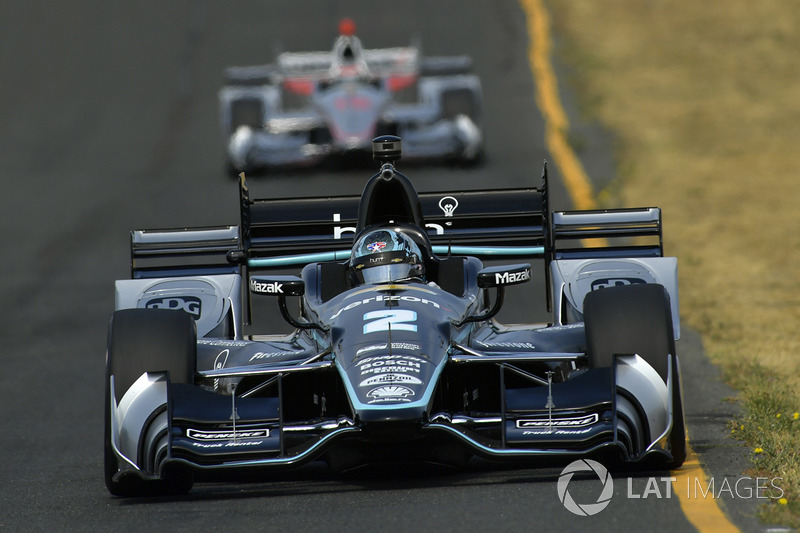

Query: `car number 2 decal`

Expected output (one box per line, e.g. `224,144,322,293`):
363,310,418,334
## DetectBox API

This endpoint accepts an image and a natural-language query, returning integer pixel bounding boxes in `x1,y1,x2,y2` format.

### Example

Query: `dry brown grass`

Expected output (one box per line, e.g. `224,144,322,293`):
547,0,800,525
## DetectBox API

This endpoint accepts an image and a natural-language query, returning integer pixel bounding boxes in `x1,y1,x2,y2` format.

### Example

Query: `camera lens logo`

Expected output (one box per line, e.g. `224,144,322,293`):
557,459,614,516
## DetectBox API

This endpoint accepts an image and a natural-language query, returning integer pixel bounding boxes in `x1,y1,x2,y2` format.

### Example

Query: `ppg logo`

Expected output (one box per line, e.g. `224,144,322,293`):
591,278,646,290
146,296,202,319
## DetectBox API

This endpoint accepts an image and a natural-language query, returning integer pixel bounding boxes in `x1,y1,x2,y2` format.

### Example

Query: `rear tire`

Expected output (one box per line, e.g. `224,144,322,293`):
104,309,196,496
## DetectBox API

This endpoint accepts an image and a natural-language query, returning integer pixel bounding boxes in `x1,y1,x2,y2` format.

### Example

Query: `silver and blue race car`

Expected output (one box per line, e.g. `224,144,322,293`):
105,136,685,496
219,19,483,174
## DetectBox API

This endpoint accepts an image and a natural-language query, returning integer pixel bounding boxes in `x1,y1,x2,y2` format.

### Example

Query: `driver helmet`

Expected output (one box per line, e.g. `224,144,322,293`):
349,229,424,285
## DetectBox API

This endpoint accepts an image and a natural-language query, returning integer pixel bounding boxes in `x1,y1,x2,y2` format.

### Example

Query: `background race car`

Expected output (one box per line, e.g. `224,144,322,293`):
219,19,483,174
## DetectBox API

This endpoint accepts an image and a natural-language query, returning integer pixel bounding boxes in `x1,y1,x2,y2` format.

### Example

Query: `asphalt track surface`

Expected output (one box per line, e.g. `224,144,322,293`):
0,1,766,532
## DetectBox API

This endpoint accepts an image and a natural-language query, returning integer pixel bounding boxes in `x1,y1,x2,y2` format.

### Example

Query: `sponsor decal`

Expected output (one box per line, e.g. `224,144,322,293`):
438,196,459,217
366,385,415,403
356,342,421,356
494,268,531,285
214,350,230,369
190,440,264,449
332,213,443,238
332,213,357,240
590,277,646,290
248,350,304,362
366,241,387,253
358,355,426,375
523,428,593,436
476,340,537,350
517,413,599,429
329,294,441,321
212,350,230,391
186,428,270,441
146,296,202,319
359,373,423,387
199,339,250,347
250,279,283,294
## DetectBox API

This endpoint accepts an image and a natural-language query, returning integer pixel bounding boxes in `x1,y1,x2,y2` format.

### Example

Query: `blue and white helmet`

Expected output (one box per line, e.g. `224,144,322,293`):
349,229,424,285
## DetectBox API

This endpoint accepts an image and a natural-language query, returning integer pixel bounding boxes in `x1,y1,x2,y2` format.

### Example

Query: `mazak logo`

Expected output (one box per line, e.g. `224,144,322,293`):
557,459,614,516
146,296,201,319
250,279,283,294
495,269,530,285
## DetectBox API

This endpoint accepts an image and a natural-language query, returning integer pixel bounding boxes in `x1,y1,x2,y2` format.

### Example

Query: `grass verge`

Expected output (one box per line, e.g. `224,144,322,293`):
546,0,800,527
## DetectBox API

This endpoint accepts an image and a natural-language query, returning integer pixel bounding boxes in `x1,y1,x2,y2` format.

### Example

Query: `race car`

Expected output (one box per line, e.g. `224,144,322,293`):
105,136,685,496
218,19,483,174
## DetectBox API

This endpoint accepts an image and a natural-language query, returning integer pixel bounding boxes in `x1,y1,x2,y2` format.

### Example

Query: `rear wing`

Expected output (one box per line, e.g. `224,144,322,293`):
276,47,420,79
130,226,240,279
240,173,548,270
548,207,663,261
126,168,548,278
126,163,670,319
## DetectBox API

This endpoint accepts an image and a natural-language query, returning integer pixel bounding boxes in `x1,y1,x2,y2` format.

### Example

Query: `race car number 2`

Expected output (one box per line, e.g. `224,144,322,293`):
363,310,417,334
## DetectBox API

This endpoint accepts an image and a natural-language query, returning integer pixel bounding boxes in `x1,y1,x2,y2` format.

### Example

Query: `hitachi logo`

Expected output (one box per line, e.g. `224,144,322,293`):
495,269,530,285
250,279,283,294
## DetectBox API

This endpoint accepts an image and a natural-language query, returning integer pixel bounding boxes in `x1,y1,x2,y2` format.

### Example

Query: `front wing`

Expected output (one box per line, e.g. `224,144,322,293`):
107,349,683,484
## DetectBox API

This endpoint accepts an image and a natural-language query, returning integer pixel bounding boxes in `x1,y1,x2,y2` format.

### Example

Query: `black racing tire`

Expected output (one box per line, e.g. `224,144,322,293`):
229,97,265,132
584,284,674,383
584,284,685,467
441,88,480,122
104,309,196,497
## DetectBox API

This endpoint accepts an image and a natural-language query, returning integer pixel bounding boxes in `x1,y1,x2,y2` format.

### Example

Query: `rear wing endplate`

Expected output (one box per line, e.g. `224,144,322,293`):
549,207,663,261
130,226,240,279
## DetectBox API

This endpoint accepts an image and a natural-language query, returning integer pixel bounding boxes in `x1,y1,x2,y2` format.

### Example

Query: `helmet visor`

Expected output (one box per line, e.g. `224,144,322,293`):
357,263,417,285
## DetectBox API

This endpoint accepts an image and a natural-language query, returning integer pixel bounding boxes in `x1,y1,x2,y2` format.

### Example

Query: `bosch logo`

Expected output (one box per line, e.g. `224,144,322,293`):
495,269,530,285
557,459,614,516
146,296,201,319
591,278,646,290
250,279,283,294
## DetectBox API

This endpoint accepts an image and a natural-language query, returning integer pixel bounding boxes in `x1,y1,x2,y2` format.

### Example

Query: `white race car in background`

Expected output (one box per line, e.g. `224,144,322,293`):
219,19,483,174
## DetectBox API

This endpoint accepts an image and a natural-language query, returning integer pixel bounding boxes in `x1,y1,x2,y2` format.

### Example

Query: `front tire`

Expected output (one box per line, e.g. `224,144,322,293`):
583,284,685,467
104,309,196,496
584,284,674,382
